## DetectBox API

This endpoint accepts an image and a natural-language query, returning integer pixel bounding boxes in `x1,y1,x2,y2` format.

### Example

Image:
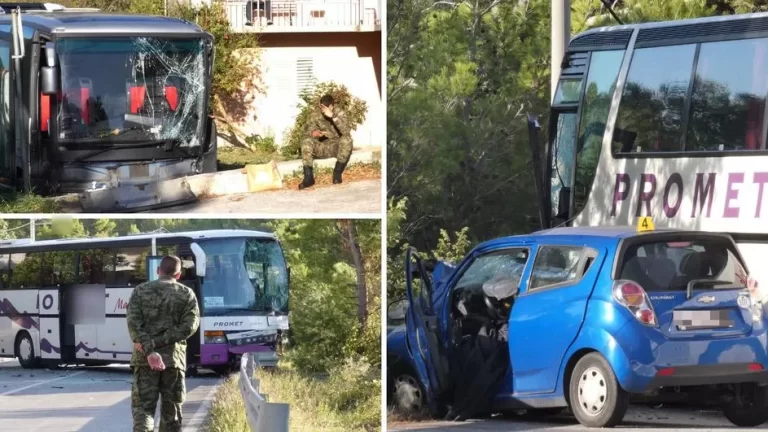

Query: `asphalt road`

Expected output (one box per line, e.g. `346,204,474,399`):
388,406,768,431
161,179,381,214
0,359,222,432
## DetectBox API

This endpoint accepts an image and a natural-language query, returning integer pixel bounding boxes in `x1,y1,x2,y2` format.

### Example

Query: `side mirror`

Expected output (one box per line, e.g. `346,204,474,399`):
387,298,409,322
40,66,59,95
190,242,206,277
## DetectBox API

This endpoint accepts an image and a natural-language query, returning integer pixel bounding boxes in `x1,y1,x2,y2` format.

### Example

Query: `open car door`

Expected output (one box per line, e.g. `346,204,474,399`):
404,247,450,413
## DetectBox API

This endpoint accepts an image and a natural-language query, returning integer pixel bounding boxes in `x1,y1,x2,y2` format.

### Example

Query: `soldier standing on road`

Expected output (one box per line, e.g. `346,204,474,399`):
298,94,353,190
127,255,200,432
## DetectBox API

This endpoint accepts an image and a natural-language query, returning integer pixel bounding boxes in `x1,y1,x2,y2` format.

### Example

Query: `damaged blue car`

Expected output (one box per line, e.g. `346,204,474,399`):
387,226,768,428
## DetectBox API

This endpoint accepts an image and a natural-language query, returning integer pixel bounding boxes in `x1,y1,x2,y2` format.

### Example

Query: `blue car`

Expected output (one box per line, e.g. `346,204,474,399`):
386,226,768,428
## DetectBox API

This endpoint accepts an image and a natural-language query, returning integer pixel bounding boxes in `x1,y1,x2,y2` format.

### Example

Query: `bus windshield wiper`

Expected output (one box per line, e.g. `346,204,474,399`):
69,139,181,163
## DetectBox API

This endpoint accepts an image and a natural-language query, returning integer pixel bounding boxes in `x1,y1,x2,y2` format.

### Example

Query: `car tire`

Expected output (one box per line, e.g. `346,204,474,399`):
723,384,768,427
392,373,425,415
15,332,40,369
569,352,629,428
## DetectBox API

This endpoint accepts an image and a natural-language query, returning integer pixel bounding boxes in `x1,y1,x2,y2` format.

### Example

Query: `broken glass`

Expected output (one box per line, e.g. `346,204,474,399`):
55,37,206,148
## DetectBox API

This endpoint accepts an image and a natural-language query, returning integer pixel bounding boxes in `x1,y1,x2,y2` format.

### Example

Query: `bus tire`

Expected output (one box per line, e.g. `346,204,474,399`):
15,332,40,369
568,353,628,428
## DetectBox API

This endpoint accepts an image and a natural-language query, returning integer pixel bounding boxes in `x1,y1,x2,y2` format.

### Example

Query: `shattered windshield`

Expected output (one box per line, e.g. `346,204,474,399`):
199,238,289,314
55,37,205,147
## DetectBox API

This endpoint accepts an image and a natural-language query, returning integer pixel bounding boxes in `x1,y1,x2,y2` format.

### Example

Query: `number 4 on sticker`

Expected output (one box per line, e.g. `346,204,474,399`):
637,216,655,232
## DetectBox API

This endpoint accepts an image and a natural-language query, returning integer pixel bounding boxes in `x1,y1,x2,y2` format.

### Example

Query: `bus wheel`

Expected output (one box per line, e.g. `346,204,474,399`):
723,384,768,427
15,332,40,369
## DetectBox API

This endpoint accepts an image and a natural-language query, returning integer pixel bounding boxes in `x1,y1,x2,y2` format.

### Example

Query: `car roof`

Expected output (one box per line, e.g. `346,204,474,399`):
473,226,725,252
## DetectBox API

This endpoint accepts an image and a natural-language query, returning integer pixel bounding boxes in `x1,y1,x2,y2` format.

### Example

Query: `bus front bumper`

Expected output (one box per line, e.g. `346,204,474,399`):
200,343,279,368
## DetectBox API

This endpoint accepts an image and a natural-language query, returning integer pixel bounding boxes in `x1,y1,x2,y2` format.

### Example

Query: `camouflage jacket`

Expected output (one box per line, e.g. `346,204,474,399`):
303,106,351,140
126,276,200,370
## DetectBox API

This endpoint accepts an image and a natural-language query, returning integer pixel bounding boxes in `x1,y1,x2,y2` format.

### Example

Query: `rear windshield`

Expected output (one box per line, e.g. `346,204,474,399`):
617,237,747,292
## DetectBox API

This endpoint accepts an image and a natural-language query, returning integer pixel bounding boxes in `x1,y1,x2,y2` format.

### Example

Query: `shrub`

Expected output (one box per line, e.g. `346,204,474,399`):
282,82,368,159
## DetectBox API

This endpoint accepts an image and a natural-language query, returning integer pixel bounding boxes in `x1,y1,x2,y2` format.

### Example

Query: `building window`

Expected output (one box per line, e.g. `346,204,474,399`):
296,57,315,96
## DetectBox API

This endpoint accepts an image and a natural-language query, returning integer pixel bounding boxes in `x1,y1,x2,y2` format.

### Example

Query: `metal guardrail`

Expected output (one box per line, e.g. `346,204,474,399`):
238,353,290,432
222,0,379,31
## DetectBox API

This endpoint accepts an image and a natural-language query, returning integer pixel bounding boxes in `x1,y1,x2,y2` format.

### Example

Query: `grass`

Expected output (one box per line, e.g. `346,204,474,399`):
282,161,381,189
0,192,61,213
217,147,285,171
206,359,381,432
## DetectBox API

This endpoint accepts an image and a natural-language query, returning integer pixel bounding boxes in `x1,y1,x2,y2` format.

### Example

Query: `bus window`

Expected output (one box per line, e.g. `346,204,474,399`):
574,50,624,215
614,44,697,153
0,253,9,289
686,38,768,152
0,37,9,182
10,253,41,289
115,246,150,286
53,251,78,285
78,249,115,285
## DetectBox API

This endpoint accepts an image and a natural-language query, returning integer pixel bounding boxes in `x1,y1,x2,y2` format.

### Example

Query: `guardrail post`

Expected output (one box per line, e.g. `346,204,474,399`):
246,352,255,378
260,402,290,432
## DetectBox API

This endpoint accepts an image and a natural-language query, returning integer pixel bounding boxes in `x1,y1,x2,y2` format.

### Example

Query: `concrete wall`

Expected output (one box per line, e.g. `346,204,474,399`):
233,31,382,149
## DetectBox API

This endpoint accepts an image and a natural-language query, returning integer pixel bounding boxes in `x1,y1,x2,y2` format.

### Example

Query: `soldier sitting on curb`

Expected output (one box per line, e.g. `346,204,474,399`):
298,94,353,190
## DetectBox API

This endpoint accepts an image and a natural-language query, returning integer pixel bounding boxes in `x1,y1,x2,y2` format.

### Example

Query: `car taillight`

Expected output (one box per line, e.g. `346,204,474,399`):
613,280,658,327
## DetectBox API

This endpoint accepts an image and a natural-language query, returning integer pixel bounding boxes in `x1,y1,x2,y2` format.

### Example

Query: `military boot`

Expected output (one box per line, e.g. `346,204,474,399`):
332,160,348,184
298,166,315,190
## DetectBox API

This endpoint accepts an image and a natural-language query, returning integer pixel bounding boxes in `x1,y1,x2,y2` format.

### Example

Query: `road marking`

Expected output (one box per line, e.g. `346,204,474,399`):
0,370,86,396
182,378,225,432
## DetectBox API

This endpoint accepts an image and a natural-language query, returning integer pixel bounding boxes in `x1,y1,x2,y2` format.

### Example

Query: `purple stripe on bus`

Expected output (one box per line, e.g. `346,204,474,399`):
200,343,229,365
228,344,274,354
40,338,131,356
0,298,40,330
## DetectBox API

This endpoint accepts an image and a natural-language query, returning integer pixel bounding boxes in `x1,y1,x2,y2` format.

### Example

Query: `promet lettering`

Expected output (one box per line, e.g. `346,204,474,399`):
611,172,768,219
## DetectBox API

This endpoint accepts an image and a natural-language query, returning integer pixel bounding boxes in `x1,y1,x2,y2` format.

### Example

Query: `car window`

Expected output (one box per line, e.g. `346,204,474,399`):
529,246,584,290
617,237,747,292
454,248,529,299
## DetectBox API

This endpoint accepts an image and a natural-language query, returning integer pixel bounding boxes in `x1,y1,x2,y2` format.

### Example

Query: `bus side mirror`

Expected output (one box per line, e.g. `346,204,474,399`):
41,43,59,95
41,66,59,95
190,242,206,277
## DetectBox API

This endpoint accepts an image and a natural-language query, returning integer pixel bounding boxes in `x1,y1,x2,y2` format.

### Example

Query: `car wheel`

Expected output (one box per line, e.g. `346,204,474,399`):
15,332,40,369
569,353,629,428
723,384,768,427
393,373,425,415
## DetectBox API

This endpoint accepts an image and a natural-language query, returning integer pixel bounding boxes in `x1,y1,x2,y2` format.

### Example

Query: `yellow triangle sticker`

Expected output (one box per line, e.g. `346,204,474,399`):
637,217,655,232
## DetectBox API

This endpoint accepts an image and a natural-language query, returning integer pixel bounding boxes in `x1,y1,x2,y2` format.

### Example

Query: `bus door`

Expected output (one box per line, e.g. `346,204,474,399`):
38,288,61,360
0,18,16,189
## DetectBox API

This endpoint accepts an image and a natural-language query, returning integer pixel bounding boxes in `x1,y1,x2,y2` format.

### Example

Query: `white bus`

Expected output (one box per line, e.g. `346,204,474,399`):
0,229,290,373
533,11,768,295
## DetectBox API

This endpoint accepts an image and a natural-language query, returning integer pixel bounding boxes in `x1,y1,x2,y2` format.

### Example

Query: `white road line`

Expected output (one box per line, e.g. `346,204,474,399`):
182,378,225,432
0,370,86,396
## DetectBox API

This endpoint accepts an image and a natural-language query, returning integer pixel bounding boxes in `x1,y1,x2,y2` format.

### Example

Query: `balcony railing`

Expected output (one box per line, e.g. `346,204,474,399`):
222,0,380,32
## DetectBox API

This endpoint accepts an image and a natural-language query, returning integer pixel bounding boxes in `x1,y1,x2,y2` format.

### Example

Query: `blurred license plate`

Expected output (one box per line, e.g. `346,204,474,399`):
673,310,733,330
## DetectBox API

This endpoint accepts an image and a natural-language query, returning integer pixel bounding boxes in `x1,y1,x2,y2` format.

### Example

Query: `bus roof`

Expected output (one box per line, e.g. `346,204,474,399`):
571,11,768,49
0,229,277,250
0,12,207,35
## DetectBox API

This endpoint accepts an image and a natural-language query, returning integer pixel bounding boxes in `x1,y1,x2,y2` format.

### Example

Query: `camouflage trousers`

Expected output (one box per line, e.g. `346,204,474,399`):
301,135,353,167
131,366,186,432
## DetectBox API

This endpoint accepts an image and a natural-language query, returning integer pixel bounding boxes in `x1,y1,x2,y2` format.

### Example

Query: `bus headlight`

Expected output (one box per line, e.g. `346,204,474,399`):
204,331,227,344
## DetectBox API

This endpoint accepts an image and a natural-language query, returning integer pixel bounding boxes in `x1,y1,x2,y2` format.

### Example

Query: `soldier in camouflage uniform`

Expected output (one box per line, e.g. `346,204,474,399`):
127,255,200,432
298,94,354,190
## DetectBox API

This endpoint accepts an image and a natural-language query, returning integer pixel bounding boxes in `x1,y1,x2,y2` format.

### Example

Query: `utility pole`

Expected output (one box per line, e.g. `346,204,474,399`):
30,218,35,242
551,0,570,102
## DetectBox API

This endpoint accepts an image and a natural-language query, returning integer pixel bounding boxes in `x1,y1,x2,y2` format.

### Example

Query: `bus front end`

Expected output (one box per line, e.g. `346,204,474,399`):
34,17,217,210
195,236,289,370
